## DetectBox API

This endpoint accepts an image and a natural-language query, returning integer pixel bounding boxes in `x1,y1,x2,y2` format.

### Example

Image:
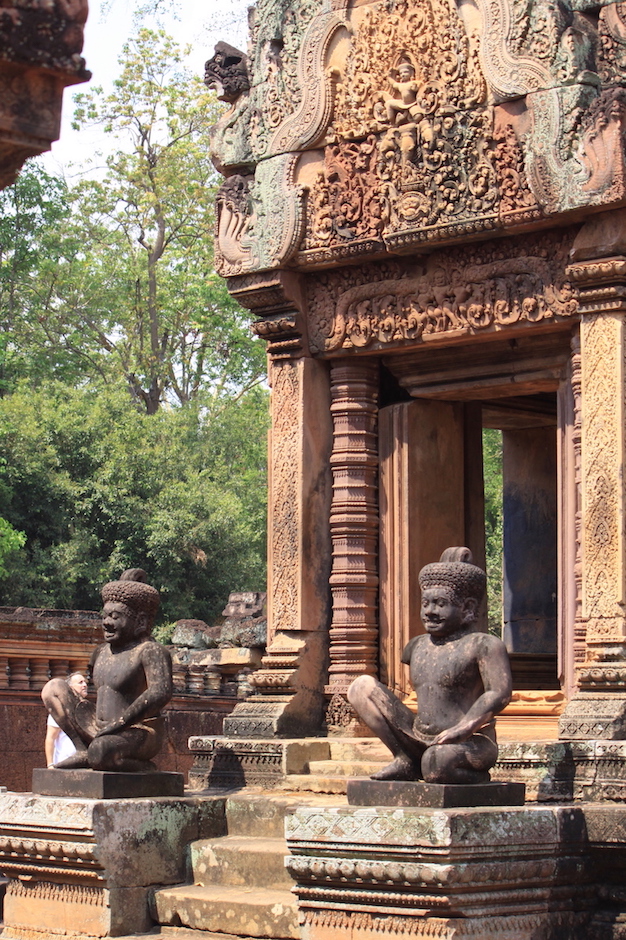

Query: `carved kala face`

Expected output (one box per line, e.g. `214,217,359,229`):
102,601,141,649
420,587,475,637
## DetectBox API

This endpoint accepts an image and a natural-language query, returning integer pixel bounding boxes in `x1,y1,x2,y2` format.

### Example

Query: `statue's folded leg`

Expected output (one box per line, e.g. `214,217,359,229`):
86,720,164,772
348,675,427,780
421,731,498,785
42,677,97,767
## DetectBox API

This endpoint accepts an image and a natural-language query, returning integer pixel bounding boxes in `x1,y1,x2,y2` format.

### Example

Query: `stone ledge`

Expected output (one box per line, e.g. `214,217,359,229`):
346,778,526,807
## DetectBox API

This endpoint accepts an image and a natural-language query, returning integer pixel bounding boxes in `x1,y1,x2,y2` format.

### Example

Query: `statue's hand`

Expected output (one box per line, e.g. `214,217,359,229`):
95,716,126,737
431,719,476,746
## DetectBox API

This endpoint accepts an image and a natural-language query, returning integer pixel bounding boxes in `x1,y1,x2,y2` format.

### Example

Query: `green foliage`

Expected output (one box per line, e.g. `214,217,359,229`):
0,29,270,620
152,621,176,645
1,30,265,413
0,382,268,621
0,516,26,580
483,428,503,636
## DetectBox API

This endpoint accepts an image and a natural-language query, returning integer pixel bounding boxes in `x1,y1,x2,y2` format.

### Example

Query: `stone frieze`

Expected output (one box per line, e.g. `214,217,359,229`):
306,232,578,354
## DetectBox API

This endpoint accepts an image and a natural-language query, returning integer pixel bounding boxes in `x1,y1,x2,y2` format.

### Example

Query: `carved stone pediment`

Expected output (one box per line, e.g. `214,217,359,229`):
209,0,626,280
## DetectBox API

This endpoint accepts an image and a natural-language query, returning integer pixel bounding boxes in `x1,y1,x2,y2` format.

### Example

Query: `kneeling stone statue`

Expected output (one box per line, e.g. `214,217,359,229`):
348,547,512,784
42,569,173,773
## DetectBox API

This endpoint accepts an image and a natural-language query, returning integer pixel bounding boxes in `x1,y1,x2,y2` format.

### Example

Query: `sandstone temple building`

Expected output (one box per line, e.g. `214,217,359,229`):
207,0,626,773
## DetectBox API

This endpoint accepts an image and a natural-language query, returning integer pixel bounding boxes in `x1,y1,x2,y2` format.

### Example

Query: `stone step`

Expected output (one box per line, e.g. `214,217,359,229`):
280,774,351,794
307,759,385,777
149,930,265,940
326,738,392,763
225,790,343,837
191,836,291,889
153,884,299,939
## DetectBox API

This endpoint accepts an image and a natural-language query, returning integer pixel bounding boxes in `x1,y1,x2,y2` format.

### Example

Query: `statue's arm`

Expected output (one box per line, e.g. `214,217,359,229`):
431,637,512,746
96,643,173,737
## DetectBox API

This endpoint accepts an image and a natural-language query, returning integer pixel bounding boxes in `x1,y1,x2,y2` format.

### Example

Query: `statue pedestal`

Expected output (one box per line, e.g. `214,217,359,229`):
32,768,184,799
286,802,596,940
346,777,525,807
0,789,225,938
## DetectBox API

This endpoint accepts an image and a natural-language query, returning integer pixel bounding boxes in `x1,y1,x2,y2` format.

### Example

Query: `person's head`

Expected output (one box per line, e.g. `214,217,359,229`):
68,673,88,699
418,547,486,637
100,569,160,649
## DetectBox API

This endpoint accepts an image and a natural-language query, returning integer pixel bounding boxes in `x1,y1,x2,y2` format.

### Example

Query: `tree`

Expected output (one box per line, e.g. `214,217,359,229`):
0,382,268,620
0,164,72,393
483,428,503,635
1,29,265,413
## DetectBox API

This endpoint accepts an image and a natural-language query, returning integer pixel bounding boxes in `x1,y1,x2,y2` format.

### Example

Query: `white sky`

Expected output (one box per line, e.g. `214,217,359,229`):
43,0,250,176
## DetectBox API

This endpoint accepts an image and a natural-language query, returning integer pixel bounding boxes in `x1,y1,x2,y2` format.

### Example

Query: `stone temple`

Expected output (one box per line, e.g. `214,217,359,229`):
8,0,626,936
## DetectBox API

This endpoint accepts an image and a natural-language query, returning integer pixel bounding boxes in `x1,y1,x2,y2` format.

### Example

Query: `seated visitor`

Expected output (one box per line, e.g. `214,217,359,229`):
42,568,173,772
348,547,512,784
45,672,88,768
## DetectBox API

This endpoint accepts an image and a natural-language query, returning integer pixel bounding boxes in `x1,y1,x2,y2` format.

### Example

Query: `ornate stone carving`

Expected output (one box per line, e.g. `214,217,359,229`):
329,0,486,142
209,0,344,171
204,42,250,104
214,155,306,276
306,233,577,355
0,0,88,74
579,87,626,197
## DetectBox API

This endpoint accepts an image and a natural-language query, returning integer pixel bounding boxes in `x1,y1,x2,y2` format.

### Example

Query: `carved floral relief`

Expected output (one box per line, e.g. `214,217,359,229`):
306,232,577,354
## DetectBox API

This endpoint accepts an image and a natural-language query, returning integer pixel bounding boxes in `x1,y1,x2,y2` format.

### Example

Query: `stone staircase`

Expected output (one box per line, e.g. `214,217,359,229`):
151,789,348,939
280,738,391,792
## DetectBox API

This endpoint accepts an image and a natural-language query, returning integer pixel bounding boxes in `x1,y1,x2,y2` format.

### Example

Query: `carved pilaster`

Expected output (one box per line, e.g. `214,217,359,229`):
560,253,626,739
325,360,379,718
223,279,333,736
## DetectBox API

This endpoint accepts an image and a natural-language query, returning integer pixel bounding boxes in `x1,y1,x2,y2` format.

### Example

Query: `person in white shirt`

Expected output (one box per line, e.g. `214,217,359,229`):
45,673,88,768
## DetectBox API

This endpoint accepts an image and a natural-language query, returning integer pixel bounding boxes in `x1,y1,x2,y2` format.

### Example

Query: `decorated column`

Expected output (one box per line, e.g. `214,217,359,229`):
560,210,626,739
325,359,380,733
223,273,334,738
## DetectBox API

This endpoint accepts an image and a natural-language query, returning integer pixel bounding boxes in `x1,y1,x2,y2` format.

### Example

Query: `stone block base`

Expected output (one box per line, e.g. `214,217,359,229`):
286,803,597,939
187,736,331,789
0,789,226,938
222,690,325,738
494,740,626,801
346,778,525,807
32,768,184,799
3,881,152,938
298,909,589,940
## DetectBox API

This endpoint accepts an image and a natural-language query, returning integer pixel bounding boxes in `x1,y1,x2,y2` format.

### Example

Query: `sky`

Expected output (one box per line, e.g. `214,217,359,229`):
43,0,250,175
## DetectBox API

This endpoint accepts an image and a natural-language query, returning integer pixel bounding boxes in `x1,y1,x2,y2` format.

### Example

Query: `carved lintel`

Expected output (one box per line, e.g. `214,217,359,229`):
307,232,578,356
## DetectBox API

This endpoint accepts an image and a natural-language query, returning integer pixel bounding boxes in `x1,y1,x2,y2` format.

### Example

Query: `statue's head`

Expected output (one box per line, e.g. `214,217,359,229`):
101,569,160,647
418,547,486,637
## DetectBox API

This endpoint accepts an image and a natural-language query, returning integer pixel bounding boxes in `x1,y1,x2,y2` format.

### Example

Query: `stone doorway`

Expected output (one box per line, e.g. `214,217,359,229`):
379,328,573,712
